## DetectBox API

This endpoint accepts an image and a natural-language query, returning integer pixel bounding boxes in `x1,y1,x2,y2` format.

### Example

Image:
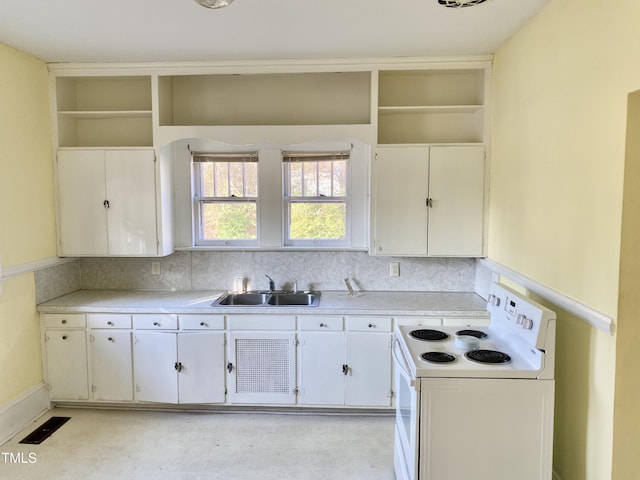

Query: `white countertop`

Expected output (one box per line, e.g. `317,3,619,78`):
37,289,489,317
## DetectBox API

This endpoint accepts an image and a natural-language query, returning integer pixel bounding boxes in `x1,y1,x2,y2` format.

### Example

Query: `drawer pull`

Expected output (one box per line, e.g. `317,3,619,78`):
107,321,114,326
319,323,327,328
368,323,375,328
62,335,68,340
153,322,160,327
200,322,208,327
108,337,114,342
61,319,67,324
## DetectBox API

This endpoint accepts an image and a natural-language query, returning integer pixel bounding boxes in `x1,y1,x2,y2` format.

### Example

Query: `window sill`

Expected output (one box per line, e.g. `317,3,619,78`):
175,246,369,253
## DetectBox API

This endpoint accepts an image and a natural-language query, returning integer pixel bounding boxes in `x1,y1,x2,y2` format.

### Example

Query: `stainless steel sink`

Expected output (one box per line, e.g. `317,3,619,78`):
212,291,320,307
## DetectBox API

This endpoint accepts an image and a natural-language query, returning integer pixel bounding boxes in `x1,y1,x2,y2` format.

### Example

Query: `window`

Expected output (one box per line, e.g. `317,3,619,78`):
283,151,350,246
192,151,259,246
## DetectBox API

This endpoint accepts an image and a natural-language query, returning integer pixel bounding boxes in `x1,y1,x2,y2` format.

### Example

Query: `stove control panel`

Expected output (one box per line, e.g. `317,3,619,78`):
487,283,556,350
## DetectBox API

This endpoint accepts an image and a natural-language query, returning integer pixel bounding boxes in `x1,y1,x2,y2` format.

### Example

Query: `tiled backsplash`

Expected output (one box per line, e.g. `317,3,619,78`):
78,251,477,292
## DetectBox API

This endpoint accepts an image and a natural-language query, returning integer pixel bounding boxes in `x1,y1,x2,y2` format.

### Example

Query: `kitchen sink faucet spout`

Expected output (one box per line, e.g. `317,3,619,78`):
265,274,275,292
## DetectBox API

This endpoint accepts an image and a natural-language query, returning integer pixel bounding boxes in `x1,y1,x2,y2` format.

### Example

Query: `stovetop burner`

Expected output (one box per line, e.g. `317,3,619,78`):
465,349,511,365
455,329,488,339
420,352,457,364
409,329,449,341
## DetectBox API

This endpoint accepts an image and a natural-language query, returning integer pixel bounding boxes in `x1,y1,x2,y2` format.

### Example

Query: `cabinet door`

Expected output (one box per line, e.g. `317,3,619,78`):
105,149,158,256
57,150,108,255
345,333,392,407
374,146,429,255
90,330,133,401
298,332,346,405
228,333,297,405
45,329,89,400
177,332,226,404
428,146,485,256
133,331,178,403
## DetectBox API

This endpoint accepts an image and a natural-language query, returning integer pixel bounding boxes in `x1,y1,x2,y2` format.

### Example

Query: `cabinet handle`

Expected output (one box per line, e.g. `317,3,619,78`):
103,200,110,209
426,198,433,208
319,323,326,328
108,337,114,342
153,322,160,327
62,335,68,340
107,321,114,326
227,362,233,373
342,364,349,375
61,319,67,324
175,362,183,373
200,322,207,327
368,323,375,328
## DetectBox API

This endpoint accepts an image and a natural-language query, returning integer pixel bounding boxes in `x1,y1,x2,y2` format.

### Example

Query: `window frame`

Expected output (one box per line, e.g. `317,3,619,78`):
191,151,260,247
282,150,351,247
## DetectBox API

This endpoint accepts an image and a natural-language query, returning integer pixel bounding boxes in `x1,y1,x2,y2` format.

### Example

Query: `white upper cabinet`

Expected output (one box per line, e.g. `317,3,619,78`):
373,145,485,257
57,149,172,257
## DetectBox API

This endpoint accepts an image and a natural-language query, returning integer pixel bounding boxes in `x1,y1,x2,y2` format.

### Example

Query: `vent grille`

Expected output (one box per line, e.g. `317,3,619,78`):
235,338,292,394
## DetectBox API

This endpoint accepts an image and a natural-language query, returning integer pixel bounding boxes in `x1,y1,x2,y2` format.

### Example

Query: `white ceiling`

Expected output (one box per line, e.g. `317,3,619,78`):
0,0,550,64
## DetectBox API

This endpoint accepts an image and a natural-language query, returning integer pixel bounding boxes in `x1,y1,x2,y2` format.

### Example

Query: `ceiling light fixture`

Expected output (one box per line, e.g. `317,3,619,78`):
195,0,234,9
437,0,488,7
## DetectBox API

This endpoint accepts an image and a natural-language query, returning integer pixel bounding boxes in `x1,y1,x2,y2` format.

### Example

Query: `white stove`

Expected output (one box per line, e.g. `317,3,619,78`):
393,282,557,480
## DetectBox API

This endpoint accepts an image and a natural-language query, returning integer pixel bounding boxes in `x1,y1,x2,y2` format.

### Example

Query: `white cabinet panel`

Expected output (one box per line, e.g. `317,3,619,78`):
57,148,166,257
178,333,226,404
345,333,392,407
57,150,109,255
298,332,346,405
428,146,485,256
374,146,429,256
134,331,178,403
105,150,158,255
90,330,133,401
373,145,485,257
45,329,89,400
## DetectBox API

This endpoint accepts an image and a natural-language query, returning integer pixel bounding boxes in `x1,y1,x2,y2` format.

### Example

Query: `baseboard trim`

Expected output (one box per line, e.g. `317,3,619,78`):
0,383,50,445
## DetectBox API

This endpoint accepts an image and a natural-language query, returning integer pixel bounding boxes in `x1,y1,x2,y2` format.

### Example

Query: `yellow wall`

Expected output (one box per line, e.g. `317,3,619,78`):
0,43,55,404
491,0,640,479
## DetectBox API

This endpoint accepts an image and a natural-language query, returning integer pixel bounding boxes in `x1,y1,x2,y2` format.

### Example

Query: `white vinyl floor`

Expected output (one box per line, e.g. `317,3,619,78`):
1,407,395,480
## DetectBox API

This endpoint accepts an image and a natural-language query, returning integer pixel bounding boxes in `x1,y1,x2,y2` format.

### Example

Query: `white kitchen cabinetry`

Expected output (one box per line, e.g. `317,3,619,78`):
133,315,226,404
373,145,485,256
298,316,392,407
55,76,152,148
57,148,172,257
377,69,486,145
227,315,297,405
42,314,89,401
88,314,133,402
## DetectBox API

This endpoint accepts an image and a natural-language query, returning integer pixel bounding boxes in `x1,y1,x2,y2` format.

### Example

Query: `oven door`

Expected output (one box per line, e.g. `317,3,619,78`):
393,337,420,480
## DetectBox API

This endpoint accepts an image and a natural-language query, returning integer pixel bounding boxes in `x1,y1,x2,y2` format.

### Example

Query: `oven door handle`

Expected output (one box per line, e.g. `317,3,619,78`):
392,337,416,387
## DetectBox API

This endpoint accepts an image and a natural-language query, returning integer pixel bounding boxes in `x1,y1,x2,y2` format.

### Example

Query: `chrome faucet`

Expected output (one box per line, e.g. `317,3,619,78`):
344,277,356,296
265,274,275,292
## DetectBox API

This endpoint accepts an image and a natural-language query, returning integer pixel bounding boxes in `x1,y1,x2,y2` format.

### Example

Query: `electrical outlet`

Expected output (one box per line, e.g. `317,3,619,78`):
389,263,400,277
151,262,161,275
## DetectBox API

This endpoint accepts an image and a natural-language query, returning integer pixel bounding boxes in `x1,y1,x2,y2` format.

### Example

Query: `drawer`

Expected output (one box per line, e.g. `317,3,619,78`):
132,314,178,330
443,316,490,327
43,313,86,328
88,314,132,329
228,315,296,331
298,315,343,331
179,315,225,330
394,317,443,327
346,316,392,332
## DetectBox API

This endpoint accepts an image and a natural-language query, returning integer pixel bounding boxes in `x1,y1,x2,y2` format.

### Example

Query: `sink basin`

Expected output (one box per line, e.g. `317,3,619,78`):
212,291,320,307
214,292,270,306
268,292,319,306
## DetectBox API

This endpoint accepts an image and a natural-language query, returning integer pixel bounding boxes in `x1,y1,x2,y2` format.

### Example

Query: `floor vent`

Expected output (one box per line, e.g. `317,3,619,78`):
19,417,70,445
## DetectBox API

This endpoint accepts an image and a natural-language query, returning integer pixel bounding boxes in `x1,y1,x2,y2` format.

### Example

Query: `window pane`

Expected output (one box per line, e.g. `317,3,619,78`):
245,162,258,197
302,163,318,197
289,202,346,240
200,162,257,198
332,160,347,196
289,162,303,197
202,202,257,240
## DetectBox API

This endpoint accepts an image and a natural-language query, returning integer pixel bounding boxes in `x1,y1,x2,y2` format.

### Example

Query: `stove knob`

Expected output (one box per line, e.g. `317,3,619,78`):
522,318,534,330
488,294,501,307
516,314,526,325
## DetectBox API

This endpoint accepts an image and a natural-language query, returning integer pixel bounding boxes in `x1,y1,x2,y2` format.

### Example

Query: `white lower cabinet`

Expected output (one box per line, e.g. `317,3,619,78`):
298,316,393,407
133,331,226,404
44,329,89,400
90,330,133,401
